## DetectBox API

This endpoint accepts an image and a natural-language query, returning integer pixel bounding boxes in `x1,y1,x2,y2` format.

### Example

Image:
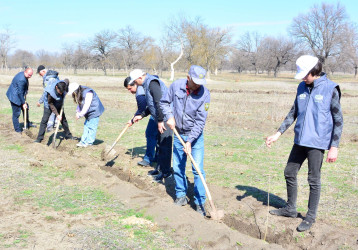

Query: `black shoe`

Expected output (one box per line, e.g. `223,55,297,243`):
269,207,297,218
297,219,314,232
65,134,74,140
174,196,188,206
33,139,42,143
147,169,160,176
138,160,150,167
152,172,172,183
28,122,37,128
196,204,206,216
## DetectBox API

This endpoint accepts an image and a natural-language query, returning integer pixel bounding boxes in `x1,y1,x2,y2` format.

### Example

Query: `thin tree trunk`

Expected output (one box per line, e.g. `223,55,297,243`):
170,41,184,81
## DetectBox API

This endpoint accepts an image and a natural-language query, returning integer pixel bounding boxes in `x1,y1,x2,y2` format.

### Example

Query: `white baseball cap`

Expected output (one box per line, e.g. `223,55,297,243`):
294,55,319,80
128,69,145,85
67,82,79,95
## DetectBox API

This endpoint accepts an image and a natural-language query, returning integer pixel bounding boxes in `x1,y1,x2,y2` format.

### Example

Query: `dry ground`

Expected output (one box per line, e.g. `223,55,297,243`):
0,70,357,249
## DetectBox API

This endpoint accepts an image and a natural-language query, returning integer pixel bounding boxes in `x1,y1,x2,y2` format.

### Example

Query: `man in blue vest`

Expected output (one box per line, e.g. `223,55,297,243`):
6,67,35,133
161,65,210,216
124,77,158,167
129,70,173,183
265,55,343,232
36,65,59,132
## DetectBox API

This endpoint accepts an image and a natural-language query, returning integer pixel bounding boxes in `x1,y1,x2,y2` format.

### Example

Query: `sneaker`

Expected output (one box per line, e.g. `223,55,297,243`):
269,207,297,218
33,139,42,143
152,172,172,183
138,160,150,167
297,219,314,232
174,196,188,206
196,204,206,216
147,169,160,176
76,142,88,148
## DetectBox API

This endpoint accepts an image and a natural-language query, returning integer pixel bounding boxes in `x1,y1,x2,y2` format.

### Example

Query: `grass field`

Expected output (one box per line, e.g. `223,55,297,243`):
1,68,357,231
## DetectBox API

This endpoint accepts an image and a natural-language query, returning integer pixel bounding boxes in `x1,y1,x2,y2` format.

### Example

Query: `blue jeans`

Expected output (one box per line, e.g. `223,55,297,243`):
144,116,158,163
173,132,206,205
80,117,99,145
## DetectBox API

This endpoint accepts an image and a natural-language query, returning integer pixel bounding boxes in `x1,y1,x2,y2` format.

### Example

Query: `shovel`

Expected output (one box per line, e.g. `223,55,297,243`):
101,123,130,161
52,107,64,149
173,128,224,220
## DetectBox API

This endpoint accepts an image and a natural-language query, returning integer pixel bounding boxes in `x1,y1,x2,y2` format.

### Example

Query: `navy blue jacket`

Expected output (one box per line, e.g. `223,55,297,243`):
294,74,340,150
6,71,29,106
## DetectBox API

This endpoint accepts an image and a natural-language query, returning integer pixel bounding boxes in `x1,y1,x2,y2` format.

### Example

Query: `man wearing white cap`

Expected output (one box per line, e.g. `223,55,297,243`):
129,69,173,183
265,55,343,231
161,65,210,216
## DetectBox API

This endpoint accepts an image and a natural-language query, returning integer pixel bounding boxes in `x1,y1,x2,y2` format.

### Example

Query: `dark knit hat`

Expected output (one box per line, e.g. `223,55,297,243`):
37,65,45,73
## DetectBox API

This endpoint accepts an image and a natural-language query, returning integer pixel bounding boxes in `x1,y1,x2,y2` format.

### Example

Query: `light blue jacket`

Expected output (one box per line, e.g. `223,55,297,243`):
294,73,340,150
80,87,105,120
39,70,59,104
161,78,210,143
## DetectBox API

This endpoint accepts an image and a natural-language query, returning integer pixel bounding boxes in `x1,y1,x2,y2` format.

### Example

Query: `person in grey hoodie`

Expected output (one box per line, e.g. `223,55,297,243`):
36,65,59,131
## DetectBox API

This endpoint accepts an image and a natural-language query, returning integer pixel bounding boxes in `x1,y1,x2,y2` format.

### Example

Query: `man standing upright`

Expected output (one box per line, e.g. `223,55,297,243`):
124,77,158,167
36,65,59,131
6,67,34,133
129,70,173,182
161,65,210,216
265,55,343,232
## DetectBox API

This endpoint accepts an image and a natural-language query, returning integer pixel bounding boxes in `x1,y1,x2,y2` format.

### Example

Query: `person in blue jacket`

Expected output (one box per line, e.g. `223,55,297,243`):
36,65,59,132
265,55,343,232
34,79,73,143
67,82,105,147
6,67,35,133
124,76,158,167
161,65,211,216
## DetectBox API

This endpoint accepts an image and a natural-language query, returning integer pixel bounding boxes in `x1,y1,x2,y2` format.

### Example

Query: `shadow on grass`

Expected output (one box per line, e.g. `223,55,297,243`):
125,146,146,159
235,185,286,208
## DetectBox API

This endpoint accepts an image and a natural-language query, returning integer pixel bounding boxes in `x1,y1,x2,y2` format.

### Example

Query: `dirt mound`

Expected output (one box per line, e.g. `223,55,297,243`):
0,116,357,249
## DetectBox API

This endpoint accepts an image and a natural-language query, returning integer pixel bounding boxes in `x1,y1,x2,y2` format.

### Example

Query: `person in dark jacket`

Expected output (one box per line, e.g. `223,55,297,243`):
129,69,173,183
265,55,343,232
124,76,158,167
67,82,105,147
34,79,73,143
6,67,35,133
161,65,210,216
36,65,59,132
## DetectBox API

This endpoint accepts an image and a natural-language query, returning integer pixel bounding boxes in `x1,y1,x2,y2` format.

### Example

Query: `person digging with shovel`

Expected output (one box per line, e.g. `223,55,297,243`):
160,65,211,217
34,79,74,143
67,82,105,147
265,55,343,232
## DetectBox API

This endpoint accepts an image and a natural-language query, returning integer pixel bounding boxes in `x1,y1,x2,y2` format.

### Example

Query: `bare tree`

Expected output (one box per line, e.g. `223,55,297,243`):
340,23,358,77
117,26,151,72
87,30,117,75
237,31,262,74
36,49,55,68
9,49,35,68
61,43,74,71
289,2,348,68
0,26,16,69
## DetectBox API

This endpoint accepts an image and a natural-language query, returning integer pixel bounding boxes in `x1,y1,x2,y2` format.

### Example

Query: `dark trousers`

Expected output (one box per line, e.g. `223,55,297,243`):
284,144,324,221
155,121,173,175
36,106,71,141
10,101,29,132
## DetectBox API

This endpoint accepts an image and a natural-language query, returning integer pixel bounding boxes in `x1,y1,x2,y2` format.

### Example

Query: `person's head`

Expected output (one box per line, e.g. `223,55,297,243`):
187,65,207,91
36,65,46,76
24,67,33,79
67,82,81,103
55,80,68,95
294,55,322,84
128,69,146,86
124,76,137,94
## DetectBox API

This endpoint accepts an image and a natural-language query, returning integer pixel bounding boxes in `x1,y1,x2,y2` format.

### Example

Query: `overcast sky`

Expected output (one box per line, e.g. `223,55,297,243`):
1,0,357,54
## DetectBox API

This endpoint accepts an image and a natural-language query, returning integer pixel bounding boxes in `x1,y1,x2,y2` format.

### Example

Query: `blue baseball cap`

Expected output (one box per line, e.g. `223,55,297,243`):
188,65,207,85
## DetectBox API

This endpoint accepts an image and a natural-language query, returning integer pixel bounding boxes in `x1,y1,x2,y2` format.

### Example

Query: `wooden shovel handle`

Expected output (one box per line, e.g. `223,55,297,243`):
173,128,217,212
107,123,130,154
52,107,64,148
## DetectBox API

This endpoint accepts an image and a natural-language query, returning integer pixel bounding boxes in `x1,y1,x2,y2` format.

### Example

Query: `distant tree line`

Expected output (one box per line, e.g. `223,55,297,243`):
2,2,358,78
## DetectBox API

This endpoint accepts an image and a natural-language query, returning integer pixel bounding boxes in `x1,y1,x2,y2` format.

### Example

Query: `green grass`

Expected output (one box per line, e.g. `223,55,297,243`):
4,144,24,153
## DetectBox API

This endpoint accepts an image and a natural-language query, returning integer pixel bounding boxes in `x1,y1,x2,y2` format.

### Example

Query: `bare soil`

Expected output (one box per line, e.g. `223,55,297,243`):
0,116,357,249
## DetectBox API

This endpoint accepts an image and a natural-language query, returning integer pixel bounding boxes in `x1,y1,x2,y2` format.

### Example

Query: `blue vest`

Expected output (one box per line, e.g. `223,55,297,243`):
294,74,340,150
44,79,66,108
135,85,145,97
81,87,105,120
142,73,168,121
43,70,59,88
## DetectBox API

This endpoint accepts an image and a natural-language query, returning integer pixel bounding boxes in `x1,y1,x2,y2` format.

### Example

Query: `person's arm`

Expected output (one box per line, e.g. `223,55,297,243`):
38,91,46,105
266,98,297,147
77,92,93,118
327,88,343,163
149,81,164,122
134,94,147,116
160,83,175,128
15,79,26,105
47,93,59,116
187,92,210,144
